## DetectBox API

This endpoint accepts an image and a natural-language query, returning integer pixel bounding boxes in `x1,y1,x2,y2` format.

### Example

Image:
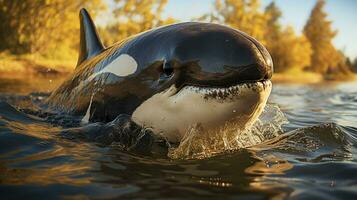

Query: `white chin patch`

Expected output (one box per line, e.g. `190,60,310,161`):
132,80,272,143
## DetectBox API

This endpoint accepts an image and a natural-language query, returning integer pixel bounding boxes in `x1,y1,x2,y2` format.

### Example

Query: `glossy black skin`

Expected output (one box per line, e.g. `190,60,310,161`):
48,22,273,122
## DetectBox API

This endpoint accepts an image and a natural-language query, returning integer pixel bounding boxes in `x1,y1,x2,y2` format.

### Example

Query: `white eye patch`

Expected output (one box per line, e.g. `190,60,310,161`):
87,54,138,81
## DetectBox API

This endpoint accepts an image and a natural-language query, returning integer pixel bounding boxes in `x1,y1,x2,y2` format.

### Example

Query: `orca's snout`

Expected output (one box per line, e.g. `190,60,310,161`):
174,24,273,87
236,31,273,82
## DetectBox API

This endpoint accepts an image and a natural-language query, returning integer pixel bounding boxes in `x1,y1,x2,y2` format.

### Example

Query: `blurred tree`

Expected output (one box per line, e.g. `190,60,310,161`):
345,57,356,73
272,27,312,72
0,0,105,59
264,2,281,47
264,2,282,71
303,0,342,73
264,2,311,72
99,0,175,46
213,0,268,44
353,58,357,73
334,50,354,75
352,58,357,73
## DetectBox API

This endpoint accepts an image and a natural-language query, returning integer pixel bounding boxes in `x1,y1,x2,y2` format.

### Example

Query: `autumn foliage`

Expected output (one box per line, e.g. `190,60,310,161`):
0,0,105,60
98,0,175,46
0,0,354,77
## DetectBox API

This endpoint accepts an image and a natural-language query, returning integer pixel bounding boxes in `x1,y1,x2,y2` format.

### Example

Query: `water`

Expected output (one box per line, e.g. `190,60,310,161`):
0,77,356,199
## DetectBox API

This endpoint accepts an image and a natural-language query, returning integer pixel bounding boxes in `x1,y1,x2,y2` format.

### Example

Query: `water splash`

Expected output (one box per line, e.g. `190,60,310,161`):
168,104,288,159
3,95,289,160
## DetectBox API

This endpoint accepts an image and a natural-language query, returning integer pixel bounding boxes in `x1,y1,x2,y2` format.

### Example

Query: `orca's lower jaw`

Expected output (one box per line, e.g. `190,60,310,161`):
132,80,272,143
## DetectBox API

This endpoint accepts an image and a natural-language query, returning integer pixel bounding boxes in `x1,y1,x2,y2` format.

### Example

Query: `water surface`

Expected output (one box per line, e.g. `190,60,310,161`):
0,77,356,199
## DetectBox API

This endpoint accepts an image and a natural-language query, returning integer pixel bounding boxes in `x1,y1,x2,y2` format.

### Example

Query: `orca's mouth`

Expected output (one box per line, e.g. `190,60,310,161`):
133,79,272,143
175,80,272,101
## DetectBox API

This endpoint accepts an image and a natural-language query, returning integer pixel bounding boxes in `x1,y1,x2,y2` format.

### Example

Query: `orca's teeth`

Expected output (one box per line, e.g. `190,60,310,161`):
181,80,272,100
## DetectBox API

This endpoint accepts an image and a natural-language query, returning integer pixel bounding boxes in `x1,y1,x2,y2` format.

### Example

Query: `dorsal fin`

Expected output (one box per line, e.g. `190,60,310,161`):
76,8,104,67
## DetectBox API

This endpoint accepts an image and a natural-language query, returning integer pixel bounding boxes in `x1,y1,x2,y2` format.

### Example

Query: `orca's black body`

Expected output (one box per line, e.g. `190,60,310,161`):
48,9,273,142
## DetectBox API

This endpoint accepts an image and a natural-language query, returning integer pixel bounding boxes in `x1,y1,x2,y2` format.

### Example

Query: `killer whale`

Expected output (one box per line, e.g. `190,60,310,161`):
47,8,273,143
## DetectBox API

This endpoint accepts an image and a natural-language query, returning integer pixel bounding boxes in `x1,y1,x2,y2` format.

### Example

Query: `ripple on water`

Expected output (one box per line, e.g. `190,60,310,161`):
0,81,357,199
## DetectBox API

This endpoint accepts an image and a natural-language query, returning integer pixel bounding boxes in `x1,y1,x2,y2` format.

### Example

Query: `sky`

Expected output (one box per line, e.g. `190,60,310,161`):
98,0,357,59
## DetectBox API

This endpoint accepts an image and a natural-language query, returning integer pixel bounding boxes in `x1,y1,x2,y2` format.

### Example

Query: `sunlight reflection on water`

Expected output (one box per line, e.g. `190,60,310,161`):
0,78,356,199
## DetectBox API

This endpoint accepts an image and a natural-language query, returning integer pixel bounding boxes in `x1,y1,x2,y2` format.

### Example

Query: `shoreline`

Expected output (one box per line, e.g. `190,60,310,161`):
272,72,357,84
1,56,356,85
1,70,355,86
0,54,75,78
272,72,323,84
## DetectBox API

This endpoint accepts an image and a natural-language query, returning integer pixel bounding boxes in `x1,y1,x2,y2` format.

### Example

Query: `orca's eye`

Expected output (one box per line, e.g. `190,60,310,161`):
163,62,174,77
